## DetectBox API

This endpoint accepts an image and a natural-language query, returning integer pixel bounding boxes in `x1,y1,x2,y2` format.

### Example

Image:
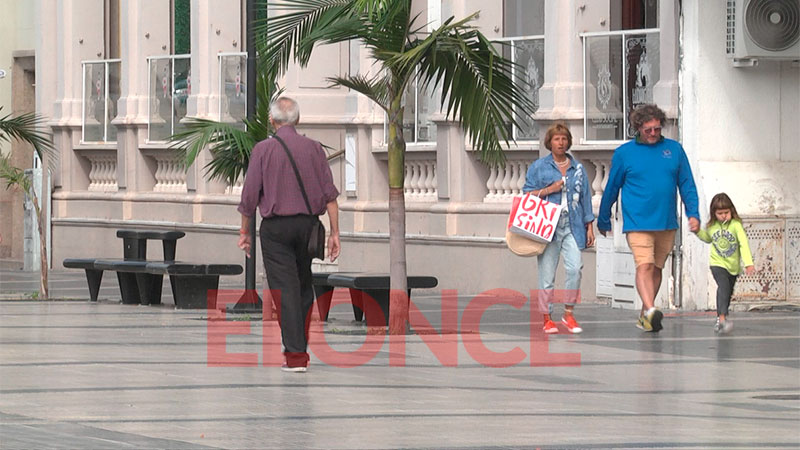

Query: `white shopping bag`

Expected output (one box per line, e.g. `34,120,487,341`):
508,192,564,243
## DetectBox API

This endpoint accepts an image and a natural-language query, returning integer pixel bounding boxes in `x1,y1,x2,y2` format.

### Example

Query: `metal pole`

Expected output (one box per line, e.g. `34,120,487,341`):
231,0,263,312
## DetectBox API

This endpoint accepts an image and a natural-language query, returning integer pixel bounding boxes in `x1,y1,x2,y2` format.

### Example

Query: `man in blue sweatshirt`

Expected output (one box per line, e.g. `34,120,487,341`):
597,104,700,332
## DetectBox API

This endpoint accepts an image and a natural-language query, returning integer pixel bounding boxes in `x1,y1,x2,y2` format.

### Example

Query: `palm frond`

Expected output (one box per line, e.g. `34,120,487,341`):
258,0,412,75
0,107,56,163
395,17,536,165
327,74,392,112
256,0,355,75
0,155,32,193
170,119,257,186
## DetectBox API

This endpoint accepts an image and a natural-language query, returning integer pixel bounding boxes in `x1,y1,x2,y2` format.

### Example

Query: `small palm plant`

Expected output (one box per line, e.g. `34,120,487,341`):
257,0,536,333
0,107,55,298
171,70,278,186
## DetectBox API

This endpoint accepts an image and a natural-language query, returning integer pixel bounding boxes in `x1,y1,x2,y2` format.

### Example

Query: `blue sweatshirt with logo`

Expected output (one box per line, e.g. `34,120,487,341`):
597,137,699,233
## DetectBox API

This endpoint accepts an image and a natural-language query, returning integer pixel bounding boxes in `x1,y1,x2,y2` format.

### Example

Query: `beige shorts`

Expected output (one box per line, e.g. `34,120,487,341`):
626,230,676,268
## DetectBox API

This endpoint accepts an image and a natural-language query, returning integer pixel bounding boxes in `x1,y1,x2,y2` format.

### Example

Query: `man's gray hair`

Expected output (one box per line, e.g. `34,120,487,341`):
270,97,300,126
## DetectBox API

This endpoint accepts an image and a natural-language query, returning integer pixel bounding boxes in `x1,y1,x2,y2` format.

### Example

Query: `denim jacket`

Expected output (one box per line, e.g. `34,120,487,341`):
522,153,595,249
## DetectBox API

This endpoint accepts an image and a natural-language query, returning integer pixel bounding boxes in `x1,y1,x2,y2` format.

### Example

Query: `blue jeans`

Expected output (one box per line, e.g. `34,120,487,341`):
537,212,583,315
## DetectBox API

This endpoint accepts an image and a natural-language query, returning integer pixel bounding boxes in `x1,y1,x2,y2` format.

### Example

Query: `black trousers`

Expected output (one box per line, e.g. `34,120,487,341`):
260,215,316,367
710,266,738,316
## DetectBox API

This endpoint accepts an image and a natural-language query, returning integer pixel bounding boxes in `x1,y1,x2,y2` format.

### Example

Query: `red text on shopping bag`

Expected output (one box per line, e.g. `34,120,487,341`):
508,193,563,243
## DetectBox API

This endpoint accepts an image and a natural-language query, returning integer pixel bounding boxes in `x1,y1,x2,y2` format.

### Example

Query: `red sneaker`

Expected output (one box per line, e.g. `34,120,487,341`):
543,319,559,334
562,314,583,334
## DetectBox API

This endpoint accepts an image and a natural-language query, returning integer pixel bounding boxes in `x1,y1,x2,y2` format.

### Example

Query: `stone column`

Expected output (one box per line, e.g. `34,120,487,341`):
115,0,171,193
186,0,241,195
38,0,105,192
654,0,679,120
537,0,594,144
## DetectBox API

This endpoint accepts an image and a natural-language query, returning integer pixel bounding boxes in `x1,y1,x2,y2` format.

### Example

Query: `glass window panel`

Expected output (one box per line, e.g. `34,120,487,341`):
513,38,543,140
172,56,191,135
83,63,104,142
402,80,415,143
149,58,173,141
625,33,660,138
107,61,121,142
585,35,624,141
220,54,247,129
417,78,438,143
504,0,544,37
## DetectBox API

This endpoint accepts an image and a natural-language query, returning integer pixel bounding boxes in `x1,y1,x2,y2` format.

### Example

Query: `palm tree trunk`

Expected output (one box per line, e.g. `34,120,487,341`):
387,97,409,335
30,192,48,299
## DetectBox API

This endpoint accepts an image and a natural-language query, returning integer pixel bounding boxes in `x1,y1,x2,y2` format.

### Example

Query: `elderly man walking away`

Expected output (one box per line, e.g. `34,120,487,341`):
237,96,340,371
597,104,700,332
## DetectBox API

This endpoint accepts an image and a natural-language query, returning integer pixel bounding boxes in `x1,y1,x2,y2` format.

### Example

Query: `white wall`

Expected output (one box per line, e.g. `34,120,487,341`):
680,0,800,309
0,0,36,156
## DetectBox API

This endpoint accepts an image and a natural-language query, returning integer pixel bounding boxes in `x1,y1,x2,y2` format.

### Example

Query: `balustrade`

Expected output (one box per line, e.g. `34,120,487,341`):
86,153,118,192
152,154,187,193
484,159,529,203
589,158,611,216
404,159,437,202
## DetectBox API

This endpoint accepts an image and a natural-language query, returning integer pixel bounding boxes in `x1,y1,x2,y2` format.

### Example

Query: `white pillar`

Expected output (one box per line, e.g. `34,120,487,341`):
115,0,171,192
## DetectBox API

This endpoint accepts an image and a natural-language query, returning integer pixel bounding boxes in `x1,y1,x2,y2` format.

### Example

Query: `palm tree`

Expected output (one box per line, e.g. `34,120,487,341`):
0,107,55,298
258,0,536,333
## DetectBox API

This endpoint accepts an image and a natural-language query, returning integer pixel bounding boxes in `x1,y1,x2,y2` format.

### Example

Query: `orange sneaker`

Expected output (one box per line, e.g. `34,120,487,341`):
561,314,583,334
543,319,559,334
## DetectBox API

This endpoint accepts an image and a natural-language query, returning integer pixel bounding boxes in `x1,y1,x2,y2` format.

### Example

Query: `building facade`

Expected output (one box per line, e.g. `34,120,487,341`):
28,0,799,309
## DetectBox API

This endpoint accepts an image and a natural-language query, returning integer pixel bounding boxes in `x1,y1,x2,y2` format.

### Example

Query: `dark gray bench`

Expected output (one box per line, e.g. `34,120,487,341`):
63,229,241,309
67,259,242,309
312,272,438,326
146,262,242,309
63,258,104,302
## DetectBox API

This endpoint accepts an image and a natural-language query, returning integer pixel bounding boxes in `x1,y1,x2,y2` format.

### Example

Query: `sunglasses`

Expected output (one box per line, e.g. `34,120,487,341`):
641,126,662,134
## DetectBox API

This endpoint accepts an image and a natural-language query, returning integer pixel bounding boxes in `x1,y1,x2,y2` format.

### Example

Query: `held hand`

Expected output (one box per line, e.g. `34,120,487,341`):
688,217,700,233
238,233,252,258
745,265,755,275
585,224,596,248
550,178,565,193
327,234,341,262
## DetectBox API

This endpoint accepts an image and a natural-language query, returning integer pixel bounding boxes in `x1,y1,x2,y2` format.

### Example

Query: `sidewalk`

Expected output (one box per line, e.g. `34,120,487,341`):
1,269,799,449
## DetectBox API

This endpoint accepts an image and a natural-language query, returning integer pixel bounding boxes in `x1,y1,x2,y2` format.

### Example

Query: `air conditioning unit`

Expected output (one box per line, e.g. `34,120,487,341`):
726,0,800,65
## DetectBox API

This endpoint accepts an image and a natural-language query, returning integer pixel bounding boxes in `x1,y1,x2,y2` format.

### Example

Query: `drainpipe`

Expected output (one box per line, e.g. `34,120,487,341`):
672,212,683,308
673,1,685,309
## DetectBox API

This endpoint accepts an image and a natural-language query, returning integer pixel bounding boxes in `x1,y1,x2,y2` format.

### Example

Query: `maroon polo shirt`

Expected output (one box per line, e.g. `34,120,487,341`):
238,126,339,219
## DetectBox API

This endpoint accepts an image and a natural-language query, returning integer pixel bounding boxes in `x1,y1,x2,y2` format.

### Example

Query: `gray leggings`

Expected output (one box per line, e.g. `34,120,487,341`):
710,266,738,316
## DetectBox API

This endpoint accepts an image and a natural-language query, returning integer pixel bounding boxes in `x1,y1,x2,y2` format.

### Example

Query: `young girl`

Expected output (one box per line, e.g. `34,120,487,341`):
694,193,755,333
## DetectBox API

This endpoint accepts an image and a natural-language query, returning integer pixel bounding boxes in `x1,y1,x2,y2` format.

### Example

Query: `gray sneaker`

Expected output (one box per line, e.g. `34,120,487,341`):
720,320,733,334
713,318,723,333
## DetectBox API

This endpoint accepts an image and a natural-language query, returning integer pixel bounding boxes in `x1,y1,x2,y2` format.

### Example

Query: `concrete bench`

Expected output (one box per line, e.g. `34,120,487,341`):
145,262,242,309
89,259,242,309
312,272,438,326
63,258,104,302
64,229,240,309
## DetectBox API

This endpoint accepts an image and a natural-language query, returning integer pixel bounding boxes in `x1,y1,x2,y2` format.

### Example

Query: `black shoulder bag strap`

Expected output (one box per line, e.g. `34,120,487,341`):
272,134,314,216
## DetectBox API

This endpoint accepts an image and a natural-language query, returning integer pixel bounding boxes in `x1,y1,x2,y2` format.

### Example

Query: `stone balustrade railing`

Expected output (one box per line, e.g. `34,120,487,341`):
152,153,188,193
404,158,437,202
482,155,612,210
484,158,530,203
587,158,611,216
86,153,118,192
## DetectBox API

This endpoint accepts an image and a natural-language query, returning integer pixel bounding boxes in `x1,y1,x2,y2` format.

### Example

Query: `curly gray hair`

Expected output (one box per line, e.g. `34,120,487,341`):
629,104,666,131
